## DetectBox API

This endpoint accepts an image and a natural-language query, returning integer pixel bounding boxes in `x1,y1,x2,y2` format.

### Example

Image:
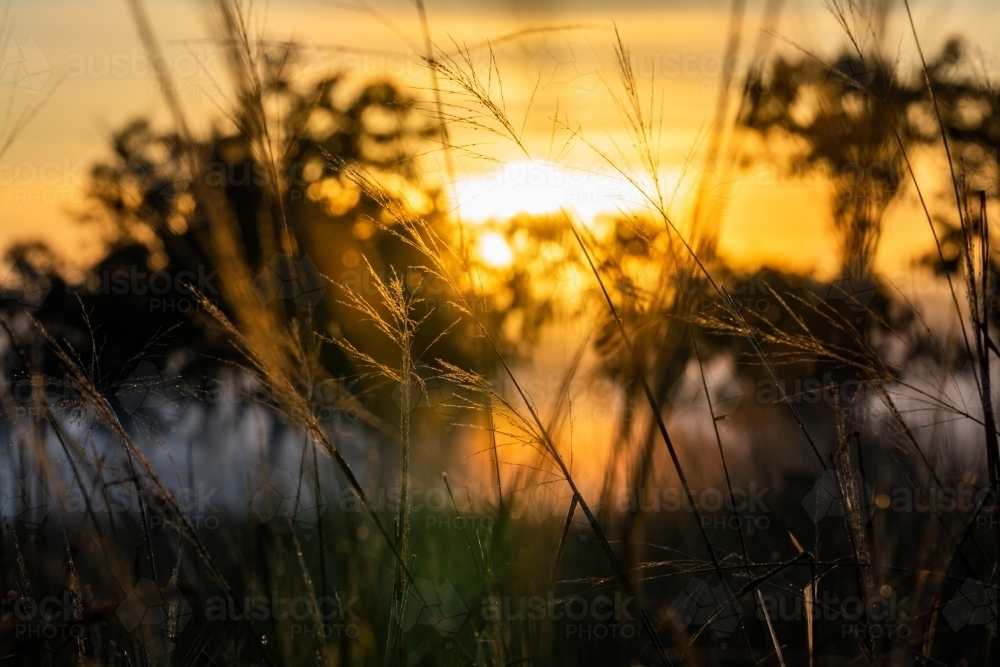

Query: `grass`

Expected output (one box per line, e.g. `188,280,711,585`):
1,0,998,665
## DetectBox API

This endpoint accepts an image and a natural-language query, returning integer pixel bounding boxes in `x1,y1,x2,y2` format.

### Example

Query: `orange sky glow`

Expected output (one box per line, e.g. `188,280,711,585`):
1,0,998,277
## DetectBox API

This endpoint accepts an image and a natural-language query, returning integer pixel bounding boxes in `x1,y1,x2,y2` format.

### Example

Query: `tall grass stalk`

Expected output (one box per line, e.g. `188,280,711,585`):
334,263,435,663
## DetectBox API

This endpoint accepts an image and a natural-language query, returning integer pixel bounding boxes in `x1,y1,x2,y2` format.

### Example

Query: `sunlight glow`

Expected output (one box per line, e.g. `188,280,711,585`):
453,160,665,223
477,232,514,267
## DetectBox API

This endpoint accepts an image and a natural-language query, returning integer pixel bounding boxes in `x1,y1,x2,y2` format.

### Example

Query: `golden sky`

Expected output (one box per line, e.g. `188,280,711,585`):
1,0,998,273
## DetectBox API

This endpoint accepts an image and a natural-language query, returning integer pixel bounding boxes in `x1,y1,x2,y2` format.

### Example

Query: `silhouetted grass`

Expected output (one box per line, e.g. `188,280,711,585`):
1,1,998,665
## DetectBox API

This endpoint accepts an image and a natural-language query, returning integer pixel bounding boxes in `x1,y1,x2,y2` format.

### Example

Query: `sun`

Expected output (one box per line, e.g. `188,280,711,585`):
452,160,655,223
477,232,514,267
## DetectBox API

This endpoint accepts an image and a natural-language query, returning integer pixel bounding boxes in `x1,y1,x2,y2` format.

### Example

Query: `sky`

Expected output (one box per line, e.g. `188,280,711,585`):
1,0,998,272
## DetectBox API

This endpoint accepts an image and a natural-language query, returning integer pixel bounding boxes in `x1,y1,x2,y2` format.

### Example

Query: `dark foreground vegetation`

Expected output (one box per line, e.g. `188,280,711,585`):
1,1,997,665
